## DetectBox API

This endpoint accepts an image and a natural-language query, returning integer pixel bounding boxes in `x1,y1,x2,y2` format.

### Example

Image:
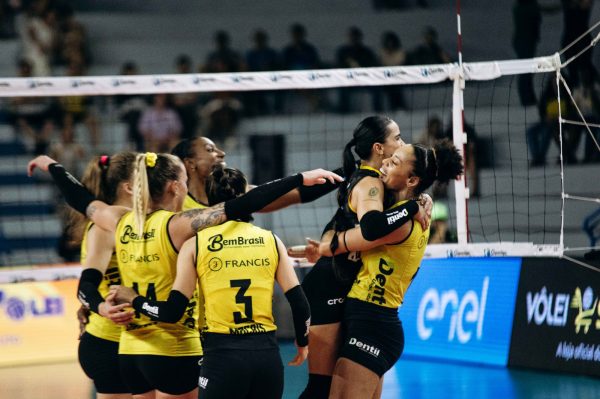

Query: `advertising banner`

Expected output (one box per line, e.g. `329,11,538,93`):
399,257,522,366
0,279,80,367
509,257,600,376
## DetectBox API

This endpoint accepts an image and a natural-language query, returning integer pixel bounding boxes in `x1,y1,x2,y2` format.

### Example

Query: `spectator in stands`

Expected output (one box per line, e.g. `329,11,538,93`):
406,26,451,65
203,30,243,73
379,31,407,110
246,29,280,115
6,59,55,154
429,202,457,244
49,119,85,178
57,60,100,148
199,93,243,151
512,0,542,105
173,54,199,140
114,61,148,151
527,78,572,165
445,117,479,197
138,93,182,152
336,26,382,113
56,5,91,68
19,3,59,76
282,23,323,112
417,116,448,197
572,66,600,163
282,23,320,71
562,0,595,86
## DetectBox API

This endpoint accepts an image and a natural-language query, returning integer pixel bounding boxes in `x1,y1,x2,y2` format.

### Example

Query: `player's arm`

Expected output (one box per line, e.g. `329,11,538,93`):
27,155,126,233
78,225,133,325
274,236,310,366
109,237,198,323
168,169,343,249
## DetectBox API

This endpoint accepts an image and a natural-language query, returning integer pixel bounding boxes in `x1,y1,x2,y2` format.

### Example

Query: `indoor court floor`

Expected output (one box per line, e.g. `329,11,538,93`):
1,341,599,399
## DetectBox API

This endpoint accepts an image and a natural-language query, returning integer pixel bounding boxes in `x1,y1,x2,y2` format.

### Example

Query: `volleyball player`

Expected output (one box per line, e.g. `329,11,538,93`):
76,152,136,399
171,137,226,210
299,116,429,398
320,139,463,399
110,165,311,399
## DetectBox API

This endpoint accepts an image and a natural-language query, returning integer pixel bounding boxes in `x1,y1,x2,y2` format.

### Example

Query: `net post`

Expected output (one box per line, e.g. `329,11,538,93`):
451,65,469,245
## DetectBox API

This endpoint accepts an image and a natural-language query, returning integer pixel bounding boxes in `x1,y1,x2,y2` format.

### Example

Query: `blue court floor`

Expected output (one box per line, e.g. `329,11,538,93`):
280,341,600,399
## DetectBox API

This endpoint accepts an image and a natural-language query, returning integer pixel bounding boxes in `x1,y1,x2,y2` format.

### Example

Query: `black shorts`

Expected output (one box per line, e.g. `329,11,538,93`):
301,257,355,325
339,299,404,377
119,354,201,395
199,332,283,399
78,332,129,394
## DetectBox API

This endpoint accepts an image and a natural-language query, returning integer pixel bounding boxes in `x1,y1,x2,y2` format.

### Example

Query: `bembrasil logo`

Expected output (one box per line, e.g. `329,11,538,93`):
206,234,265,252
416,277,489,344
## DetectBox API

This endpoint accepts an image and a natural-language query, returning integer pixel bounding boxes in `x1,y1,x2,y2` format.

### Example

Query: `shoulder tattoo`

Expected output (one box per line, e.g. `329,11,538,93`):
368,187,379,198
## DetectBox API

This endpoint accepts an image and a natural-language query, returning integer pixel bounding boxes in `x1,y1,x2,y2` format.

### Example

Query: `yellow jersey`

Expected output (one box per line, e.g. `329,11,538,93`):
182,193,208,211
80,223,122,342
115,210,201,356
348,200,430,309
196,221,279,335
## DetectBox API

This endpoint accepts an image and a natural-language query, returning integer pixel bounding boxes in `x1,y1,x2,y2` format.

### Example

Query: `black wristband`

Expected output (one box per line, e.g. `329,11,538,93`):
48,163,96,215
224,173,303,220
284,285,310,347
132,290,189,323
359,200,419,241
77,268,104,314
297,167,344,203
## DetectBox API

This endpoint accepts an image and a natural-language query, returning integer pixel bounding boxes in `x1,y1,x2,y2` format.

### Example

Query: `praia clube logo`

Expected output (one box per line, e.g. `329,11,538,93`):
0,289,63,321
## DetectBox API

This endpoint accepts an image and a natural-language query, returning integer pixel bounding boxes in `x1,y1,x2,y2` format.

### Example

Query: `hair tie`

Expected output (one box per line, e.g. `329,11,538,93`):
145,152,157,168
99,155,110,169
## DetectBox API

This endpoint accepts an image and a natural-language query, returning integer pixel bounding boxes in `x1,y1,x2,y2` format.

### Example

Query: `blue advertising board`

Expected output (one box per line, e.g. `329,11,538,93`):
399,257,522,366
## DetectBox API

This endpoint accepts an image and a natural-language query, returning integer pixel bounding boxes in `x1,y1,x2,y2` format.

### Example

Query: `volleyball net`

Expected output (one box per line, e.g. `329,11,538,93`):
1,52,599,267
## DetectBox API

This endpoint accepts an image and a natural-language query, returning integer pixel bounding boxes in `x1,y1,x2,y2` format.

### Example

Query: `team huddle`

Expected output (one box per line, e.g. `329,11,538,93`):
27,115,463,399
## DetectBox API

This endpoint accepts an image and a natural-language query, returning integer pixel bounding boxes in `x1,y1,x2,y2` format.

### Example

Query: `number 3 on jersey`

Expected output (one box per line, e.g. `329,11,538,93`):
230,279,253,324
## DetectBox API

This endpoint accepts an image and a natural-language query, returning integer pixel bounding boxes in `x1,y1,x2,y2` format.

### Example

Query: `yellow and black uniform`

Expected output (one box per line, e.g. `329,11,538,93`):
182,193,208,211
115,210,202,395
302,165,394,325
195,220,284,399
78,222,129,394
341,200,430,377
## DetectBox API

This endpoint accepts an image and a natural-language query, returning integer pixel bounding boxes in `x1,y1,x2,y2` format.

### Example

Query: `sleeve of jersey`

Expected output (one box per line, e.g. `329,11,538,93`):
131,290,189,323
359,200,419,241
224,173,303,220
297,167,344,203
284,285,311,347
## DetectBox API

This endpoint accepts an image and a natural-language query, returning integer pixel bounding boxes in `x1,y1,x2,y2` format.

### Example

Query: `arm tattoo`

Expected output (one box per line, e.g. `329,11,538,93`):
181,203,226,232
86,204,97,219
368,187,379,198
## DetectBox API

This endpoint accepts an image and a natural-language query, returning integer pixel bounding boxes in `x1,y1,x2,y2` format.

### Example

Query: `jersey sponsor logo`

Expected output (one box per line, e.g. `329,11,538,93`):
119,225,156,244
417,277,489,344
348,337,380,357
386,208,409,225
199,377,209,389
207,234,265,252
229,323,267,334
367,258,395,305
119,250,160,264
225,258,271,268
327,297,345,305
208,257,224,271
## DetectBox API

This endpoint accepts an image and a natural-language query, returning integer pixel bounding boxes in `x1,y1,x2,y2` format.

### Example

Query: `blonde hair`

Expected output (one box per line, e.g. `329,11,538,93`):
132,153,182,235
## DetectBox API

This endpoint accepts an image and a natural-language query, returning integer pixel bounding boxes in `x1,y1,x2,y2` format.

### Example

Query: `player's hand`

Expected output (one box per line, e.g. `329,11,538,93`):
76,305,90,339
287,238,320,264
109,285,138,305
288,342,308,366
27,155,58,177
301,169,343,186
101,292,134,325
415,194,433,231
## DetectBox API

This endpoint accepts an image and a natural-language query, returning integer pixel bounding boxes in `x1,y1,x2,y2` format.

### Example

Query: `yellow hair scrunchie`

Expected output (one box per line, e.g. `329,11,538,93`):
145,152,157,168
